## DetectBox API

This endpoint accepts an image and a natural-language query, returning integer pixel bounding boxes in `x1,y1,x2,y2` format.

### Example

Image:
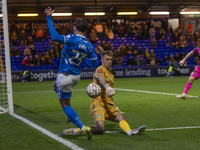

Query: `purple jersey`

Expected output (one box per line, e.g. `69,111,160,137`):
193,47,200,72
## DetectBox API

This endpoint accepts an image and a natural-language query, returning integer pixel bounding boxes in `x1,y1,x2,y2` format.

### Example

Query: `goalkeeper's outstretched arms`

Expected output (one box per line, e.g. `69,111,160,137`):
44,7,65,43
96,75,115,97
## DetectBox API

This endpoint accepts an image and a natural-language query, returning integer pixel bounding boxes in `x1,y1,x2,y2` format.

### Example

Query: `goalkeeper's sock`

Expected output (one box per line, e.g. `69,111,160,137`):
119,120,131,134
63,105,84,129
183,81,192,94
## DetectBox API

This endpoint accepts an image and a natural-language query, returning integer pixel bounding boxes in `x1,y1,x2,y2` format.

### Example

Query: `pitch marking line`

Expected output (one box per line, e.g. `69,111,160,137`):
115,88,199,98
0,107,84,150
105,126,200,133
12,113,84,150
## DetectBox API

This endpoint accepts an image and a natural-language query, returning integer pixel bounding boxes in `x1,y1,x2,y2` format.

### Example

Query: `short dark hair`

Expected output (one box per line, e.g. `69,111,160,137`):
74,18,89,33
101,51,113,58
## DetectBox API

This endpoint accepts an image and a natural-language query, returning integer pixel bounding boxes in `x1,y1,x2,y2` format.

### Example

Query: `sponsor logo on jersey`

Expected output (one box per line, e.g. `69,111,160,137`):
98,114,102,119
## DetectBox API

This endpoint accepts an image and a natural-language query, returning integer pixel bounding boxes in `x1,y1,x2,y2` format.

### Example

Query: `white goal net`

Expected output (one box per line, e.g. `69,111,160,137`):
0,0,13,114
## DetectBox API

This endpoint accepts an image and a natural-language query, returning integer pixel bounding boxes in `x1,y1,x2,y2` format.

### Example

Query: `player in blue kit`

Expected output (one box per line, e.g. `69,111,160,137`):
45,7,99,140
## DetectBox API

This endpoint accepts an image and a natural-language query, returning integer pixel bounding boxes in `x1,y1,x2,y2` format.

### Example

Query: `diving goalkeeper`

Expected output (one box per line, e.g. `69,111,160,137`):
63,51,145,136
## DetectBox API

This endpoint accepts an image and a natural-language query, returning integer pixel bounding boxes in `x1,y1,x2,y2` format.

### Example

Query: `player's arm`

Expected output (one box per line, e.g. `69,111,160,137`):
96,75,115,97
44,7,65,43
86,47,99,67
179,50,194,66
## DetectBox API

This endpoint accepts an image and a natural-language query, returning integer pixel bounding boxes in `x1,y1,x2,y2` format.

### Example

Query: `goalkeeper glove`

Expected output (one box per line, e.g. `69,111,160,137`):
105,85,115,97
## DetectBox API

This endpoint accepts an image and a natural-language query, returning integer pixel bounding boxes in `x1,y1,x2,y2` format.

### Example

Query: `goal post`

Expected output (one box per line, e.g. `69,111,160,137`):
0,0,13,114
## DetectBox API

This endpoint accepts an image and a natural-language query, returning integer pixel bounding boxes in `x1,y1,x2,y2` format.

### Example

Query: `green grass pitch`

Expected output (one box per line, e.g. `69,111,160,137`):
0,76,200,150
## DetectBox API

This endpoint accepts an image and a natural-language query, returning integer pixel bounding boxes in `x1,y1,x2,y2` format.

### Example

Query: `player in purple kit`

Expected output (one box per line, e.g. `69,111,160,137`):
177,46,200,99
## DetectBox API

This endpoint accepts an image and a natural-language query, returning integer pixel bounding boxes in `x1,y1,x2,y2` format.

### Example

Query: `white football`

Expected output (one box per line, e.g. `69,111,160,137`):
86,83,101,98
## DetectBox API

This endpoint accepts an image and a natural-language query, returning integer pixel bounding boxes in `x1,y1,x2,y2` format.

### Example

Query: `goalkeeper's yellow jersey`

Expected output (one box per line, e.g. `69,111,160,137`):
92,65,114,104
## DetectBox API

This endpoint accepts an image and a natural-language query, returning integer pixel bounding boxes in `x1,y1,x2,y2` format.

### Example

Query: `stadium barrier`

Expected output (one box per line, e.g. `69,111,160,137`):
11,66,195,82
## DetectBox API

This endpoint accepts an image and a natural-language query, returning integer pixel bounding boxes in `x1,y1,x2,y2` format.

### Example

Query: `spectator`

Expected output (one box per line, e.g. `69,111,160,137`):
28,55,35,66
47,39,55,50
34,54,41,66
95,21,103,38
179,35,187,49
166,36,172,47
89,29,97,44
24,46,31,56
136,55,141,65
27,36,33,45
150,57,156,66
10,31,18,46
151,37,157,47
187,22,193,34
108,28,114,40
29,44,36,56
22,56,29,66
20,29,27,46
143,24,149,40
157,28,165,40
103,23,109,40
125,20,132,37
113,19,119,34
118,22,124,37
163,55,169,63
136,26,143,40
149,49,156,58
49,49,55,59
155,57,161,66
39,52,45,64
113,54,123,66
31,29,36,42
68,20,74,34
127,55,135,66
149,26,156,40
137,46,144,56
44,51,52,65
36,27,44,42
194,31,200,41
169,56,178,67
11,46,21,57
145,56,151,66
174,53,181,61
95,45,104,54
144,48,149,58
130,42,136,52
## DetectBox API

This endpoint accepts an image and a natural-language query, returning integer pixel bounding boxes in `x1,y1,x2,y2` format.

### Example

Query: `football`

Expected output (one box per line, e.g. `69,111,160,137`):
86,83,101,98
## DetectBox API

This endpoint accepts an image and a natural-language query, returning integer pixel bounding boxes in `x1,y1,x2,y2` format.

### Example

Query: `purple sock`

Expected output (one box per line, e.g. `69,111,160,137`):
183,82,192,94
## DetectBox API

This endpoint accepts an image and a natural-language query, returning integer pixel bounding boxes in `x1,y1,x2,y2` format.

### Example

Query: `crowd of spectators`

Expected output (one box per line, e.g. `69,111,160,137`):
6,18,200,71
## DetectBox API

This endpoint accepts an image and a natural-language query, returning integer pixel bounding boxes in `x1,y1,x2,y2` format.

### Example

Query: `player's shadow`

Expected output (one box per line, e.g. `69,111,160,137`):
178,97,200,101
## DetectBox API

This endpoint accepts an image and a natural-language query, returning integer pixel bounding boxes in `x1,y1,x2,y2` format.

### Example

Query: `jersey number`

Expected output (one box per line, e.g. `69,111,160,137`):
68,49,87,66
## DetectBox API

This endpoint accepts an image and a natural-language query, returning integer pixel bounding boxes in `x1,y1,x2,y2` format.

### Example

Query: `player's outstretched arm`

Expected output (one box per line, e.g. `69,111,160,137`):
44,7,65,43
179,51,194,66
96,76,115,97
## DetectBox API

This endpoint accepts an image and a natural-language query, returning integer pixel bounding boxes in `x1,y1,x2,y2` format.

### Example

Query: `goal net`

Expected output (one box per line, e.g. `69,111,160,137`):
0,0,13,114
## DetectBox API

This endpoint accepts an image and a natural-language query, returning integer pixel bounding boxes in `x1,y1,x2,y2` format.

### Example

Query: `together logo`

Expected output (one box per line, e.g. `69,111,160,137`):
30,71,58,81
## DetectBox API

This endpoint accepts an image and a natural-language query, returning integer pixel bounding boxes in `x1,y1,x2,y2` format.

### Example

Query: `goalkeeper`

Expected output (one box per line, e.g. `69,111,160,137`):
64,51,145,136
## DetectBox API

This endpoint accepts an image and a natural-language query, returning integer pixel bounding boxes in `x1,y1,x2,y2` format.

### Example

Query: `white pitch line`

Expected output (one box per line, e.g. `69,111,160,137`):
115,88,199,98
13,89,86,94
9,112,84,150
105,126,200,133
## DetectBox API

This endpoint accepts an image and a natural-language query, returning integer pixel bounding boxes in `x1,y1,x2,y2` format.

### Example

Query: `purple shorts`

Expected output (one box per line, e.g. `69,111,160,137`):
191,66,200,80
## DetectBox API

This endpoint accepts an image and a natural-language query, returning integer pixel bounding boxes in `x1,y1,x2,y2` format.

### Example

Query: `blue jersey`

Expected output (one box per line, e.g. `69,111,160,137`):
47,16,99,75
